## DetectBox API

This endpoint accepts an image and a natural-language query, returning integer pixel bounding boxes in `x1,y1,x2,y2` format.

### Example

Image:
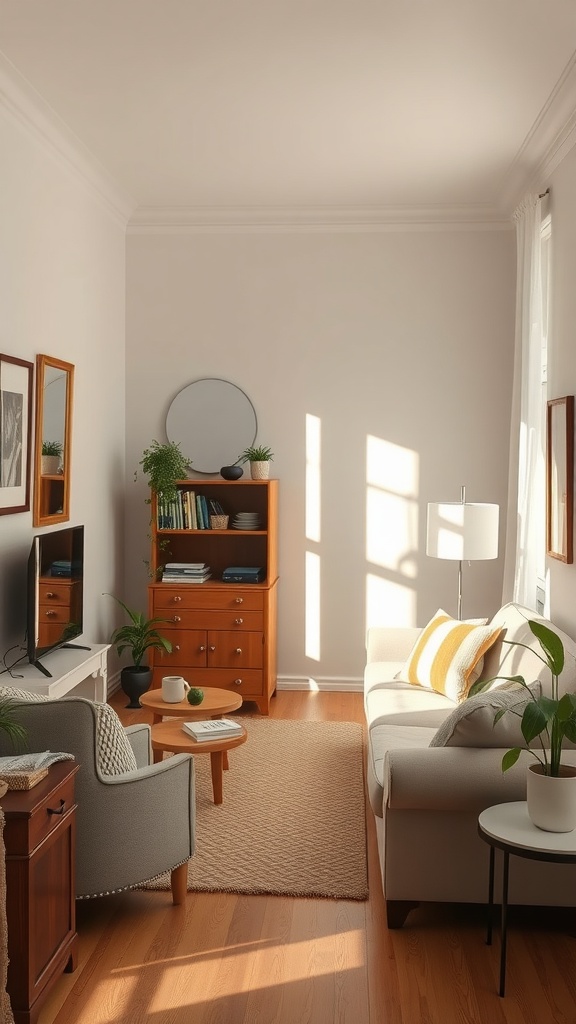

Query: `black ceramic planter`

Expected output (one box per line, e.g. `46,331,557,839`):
220,465,244,480
121,665,152,709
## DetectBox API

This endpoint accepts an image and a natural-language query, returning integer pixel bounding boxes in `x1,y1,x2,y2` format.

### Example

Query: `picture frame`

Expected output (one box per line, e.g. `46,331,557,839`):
0,354,34,515
546,395,574,563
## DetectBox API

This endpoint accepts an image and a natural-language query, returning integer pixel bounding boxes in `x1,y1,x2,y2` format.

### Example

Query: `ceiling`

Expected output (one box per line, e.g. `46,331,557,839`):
1,0,576,223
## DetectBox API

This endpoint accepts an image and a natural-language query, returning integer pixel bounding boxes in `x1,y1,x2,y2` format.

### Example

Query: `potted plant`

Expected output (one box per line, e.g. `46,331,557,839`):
41,440,63,476
106,595,173,709
469,620,576,831
240,445,274,480
138,439,191,504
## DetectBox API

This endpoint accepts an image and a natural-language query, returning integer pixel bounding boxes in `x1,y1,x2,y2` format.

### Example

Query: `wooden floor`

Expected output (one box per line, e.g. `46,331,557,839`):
38,690,576,1024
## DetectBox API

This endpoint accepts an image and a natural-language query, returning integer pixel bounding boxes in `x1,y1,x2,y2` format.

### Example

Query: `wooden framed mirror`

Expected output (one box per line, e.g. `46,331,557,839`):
33,355,74,527
546,395,574,563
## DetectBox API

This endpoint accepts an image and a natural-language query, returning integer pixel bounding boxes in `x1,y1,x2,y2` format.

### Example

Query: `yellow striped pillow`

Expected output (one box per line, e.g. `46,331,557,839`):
400,610,502,703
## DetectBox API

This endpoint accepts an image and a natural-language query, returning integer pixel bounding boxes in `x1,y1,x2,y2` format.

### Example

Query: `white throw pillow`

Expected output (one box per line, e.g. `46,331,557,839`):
0,687,137,775
429,683,541,748
398,609,502,703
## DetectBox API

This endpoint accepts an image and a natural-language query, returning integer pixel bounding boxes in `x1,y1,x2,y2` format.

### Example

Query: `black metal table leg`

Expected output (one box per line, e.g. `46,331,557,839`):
499,850,510,998
486,845,495,946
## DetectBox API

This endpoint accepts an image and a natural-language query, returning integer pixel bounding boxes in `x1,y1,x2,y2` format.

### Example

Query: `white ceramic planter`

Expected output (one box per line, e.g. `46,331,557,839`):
41,455,60,475
526,763,576,832
250,461,270,480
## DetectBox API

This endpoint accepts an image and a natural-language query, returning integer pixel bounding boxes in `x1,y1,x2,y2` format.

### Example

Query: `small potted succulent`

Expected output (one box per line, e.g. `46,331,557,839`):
240,445,274,480
469,620,576,831
106,595,173,709
41,440,63,476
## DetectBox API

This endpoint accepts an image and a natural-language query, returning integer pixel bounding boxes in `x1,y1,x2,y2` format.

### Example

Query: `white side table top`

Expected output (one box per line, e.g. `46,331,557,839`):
479,801,576,857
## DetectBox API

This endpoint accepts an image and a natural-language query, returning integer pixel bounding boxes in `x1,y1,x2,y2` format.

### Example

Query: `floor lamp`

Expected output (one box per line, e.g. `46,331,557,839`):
426,486,499,620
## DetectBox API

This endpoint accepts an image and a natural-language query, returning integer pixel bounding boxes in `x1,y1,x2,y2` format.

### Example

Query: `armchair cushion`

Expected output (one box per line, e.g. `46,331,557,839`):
0,686,137,775
429,683,541,748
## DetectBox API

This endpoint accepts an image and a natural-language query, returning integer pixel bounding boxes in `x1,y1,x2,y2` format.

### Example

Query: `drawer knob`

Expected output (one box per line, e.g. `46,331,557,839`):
235,597,243,605
234,678,242,686
47,799,66,816
235,618,244,625
235,648,242,655
199,645,206,652
172,615,181,623
46,592,56,599
46,610,57,617
173,595,182,603
174,645,180,652
209,645,216,652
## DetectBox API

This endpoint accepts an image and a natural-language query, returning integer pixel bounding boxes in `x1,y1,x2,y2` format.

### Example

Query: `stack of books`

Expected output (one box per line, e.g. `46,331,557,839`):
161,562,212,583
157,492,227,530
182,719,243,742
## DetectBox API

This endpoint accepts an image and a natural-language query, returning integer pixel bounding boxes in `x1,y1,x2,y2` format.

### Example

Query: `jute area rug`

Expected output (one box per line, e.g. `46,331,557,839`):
143,718,368,901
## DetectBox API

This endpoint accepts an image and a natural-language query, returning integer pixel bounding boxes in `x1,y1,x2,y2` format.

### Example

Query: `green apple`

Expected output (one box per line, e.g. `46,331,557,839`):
187,687,204,705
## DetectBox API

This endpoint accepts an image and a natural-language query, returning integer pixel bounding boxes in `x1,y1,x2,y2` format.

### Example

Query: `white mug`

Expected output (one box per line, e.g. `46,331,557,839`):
161,676,190,703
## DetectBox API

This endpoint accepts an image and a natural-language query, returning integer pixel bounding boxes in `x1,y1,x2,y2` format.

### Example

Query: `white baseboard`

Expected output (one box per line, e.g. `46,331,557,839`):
107,670,121,696
277,676,363,692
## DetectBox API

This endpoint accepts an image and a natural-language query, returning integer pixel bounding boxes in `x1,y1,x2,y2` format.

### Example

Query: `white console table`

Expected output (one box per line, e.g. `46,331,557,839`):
3,644,110,701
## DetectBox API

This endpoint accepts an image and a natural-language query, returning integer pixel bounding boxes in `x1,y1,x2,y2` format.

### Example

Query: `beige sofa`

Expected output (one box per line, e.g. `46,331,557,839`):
364,602,576,927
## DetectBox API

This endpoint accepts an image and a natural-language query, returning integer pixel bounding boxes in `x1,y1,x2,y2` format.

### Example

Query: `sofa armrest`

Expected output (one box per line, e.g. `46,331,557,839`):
384,747,576,814
125,723,152,768
366,626,421,665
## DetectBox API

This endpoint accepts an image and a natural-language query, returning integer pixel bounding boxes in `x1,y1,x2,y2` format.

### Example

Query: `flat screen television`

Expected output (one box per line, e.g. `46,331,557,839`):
27,524,87,677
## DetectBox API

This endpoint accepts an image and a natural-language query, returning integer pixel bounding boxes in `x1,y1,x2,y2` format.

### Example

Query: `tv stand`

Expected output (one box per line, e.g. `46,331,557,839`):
7,645,109,701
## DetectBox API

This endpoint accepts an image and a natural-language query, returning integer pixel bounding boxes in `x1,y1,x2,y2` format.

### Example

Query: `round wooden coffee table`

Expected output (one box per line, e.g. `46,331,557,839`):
150,718,247,804
140,687,243,725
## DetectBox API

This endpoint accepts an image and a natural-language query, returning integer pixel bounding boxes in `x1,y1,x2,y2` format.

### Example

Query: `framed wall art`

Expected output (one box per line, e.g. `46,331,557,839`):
0,354,33,515
546,394,574,563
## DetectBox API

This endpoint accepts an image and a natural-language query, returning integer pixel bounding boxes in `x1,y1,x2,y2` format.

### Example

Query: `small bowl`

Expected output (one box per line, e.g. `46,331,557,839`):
220,465,244,480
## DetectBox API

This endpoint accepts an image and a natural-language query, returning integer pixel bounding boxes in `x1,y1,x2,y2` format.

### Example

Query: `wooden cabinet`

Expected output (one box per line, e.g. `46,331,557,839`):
37,576,82,648
2,762,79,1024
148,479,278,715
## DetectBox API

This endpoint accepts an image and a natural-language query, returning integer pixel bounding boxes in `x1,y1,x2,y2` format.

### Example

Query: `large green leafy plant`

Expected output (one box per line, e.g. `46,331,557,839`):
469,620,576,776
106,595,172,667
0,697,27,750
138,440,191,504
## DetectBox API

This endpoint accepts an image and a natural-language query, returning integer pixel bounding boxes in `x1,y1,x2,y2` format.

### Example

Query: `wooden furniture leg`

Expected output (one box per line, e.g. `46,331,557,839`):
210,751,224,804
170,862,188,905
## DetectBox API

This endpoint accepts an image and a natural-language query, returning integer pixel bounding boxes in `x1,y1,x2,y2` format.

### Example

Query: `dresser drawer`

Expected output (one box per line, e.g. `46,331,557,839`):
39,581,74,606
161,609,264,631
186,668,264,696
38,605,72,625
4,773,76,857
152,588,264,613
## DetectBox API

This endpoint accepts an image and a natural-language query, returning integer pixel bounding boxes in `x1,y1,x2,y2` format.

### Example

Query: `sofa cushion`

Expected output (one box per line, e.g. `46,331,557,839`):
429,683,541,748
367,723,439,816
365,683,455,731
398,609,502,702
479,602,576,698
0,687,137,776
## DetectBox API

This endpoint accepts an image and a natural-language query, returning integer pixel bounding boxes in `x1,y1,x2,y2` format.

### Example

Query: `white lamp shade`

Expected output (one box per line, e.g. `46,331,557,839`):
426,502,499,561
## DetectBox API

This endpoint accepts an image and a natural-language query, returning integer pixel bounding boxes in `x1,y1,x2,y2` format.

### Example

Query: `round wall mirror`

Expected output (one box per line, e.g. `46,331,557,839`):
166,378,257,474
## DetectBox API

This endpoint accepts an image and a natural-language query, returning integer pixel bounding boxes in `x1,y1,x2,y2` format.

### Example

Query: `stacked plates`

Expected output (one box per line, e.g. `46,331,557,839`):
232,511,262,530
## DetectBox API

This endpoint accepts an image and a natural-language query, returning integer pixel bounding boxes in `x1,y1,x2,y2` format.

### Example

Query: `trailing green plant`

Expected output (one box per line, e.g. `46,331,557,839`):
105,594,173,667
468,620,576,777
240,445,274,463
0,697,28,750
42,440,63,457
138,439,191,504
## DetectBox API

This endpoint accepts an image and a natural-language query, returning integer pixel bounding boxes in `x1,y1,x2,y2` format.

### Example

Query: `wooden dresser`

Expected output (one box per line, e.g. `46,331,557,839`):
2,761,79,1024
37,576,82,649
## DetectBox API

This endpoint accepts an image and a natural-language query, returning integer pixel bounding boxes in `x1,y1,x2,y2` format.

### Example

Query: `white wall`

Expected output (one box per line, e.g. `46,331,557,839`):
545,146,576,636
0,98,126,668
126,226,516,686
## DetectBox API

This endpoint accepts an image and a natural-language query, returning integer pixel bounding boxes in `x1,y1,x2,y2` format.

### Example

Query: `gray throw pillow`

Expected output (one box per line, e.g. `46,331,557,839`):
429,683,541,748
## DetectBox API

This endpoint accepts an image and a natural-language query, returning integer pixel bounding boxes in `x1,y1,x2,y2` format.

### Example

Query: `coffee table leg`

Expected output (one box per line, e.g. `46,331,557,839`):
210,750,224,804
152,749,163,764
499,851,510,998
223,751,229,771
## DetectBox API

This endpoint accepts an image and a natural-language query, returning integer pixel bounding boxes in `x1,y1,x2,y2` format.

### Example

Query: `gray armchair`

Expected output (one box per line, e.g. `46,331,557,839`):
0,696,194,904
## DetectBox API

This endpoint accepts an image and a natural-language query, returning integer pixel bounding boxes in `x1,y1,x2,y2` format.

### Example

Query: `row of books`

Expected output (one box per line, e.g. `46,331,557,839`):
181,718,243,742
161,561,212,583
157,492,225,530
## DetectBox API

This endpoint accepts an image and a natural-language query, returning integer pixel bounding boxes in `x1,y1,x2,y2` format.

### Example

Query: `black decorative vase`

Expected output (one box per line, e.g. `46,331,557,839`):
121,666,152,709
220,465,244,480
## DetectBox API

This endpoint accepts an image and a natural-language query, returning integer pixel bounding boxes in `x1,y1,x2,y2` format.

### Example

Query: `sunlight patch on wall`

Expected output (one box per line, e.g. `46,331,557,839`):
305,550,321,661
306,413,321,543
366,435,419,628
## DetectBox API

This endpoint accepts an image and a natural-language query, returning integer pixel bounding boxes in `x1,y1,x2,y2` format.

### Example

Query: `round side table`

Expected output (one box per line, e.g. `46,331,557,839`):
478,801,576,997
140,687,243,724
151,719,247,804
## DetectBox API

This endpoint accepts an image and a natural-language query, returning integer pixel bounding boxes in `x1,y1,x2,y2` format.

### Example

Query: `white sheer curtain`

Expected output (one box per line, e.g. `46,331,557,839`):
502,194,543,608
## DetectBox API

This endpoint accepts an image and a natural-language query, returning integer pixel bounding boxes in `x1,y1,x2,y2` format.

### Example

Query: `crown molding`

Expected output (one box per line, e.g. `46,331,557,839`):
0,51,135,226
128,202,512,233
499,52,576,214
